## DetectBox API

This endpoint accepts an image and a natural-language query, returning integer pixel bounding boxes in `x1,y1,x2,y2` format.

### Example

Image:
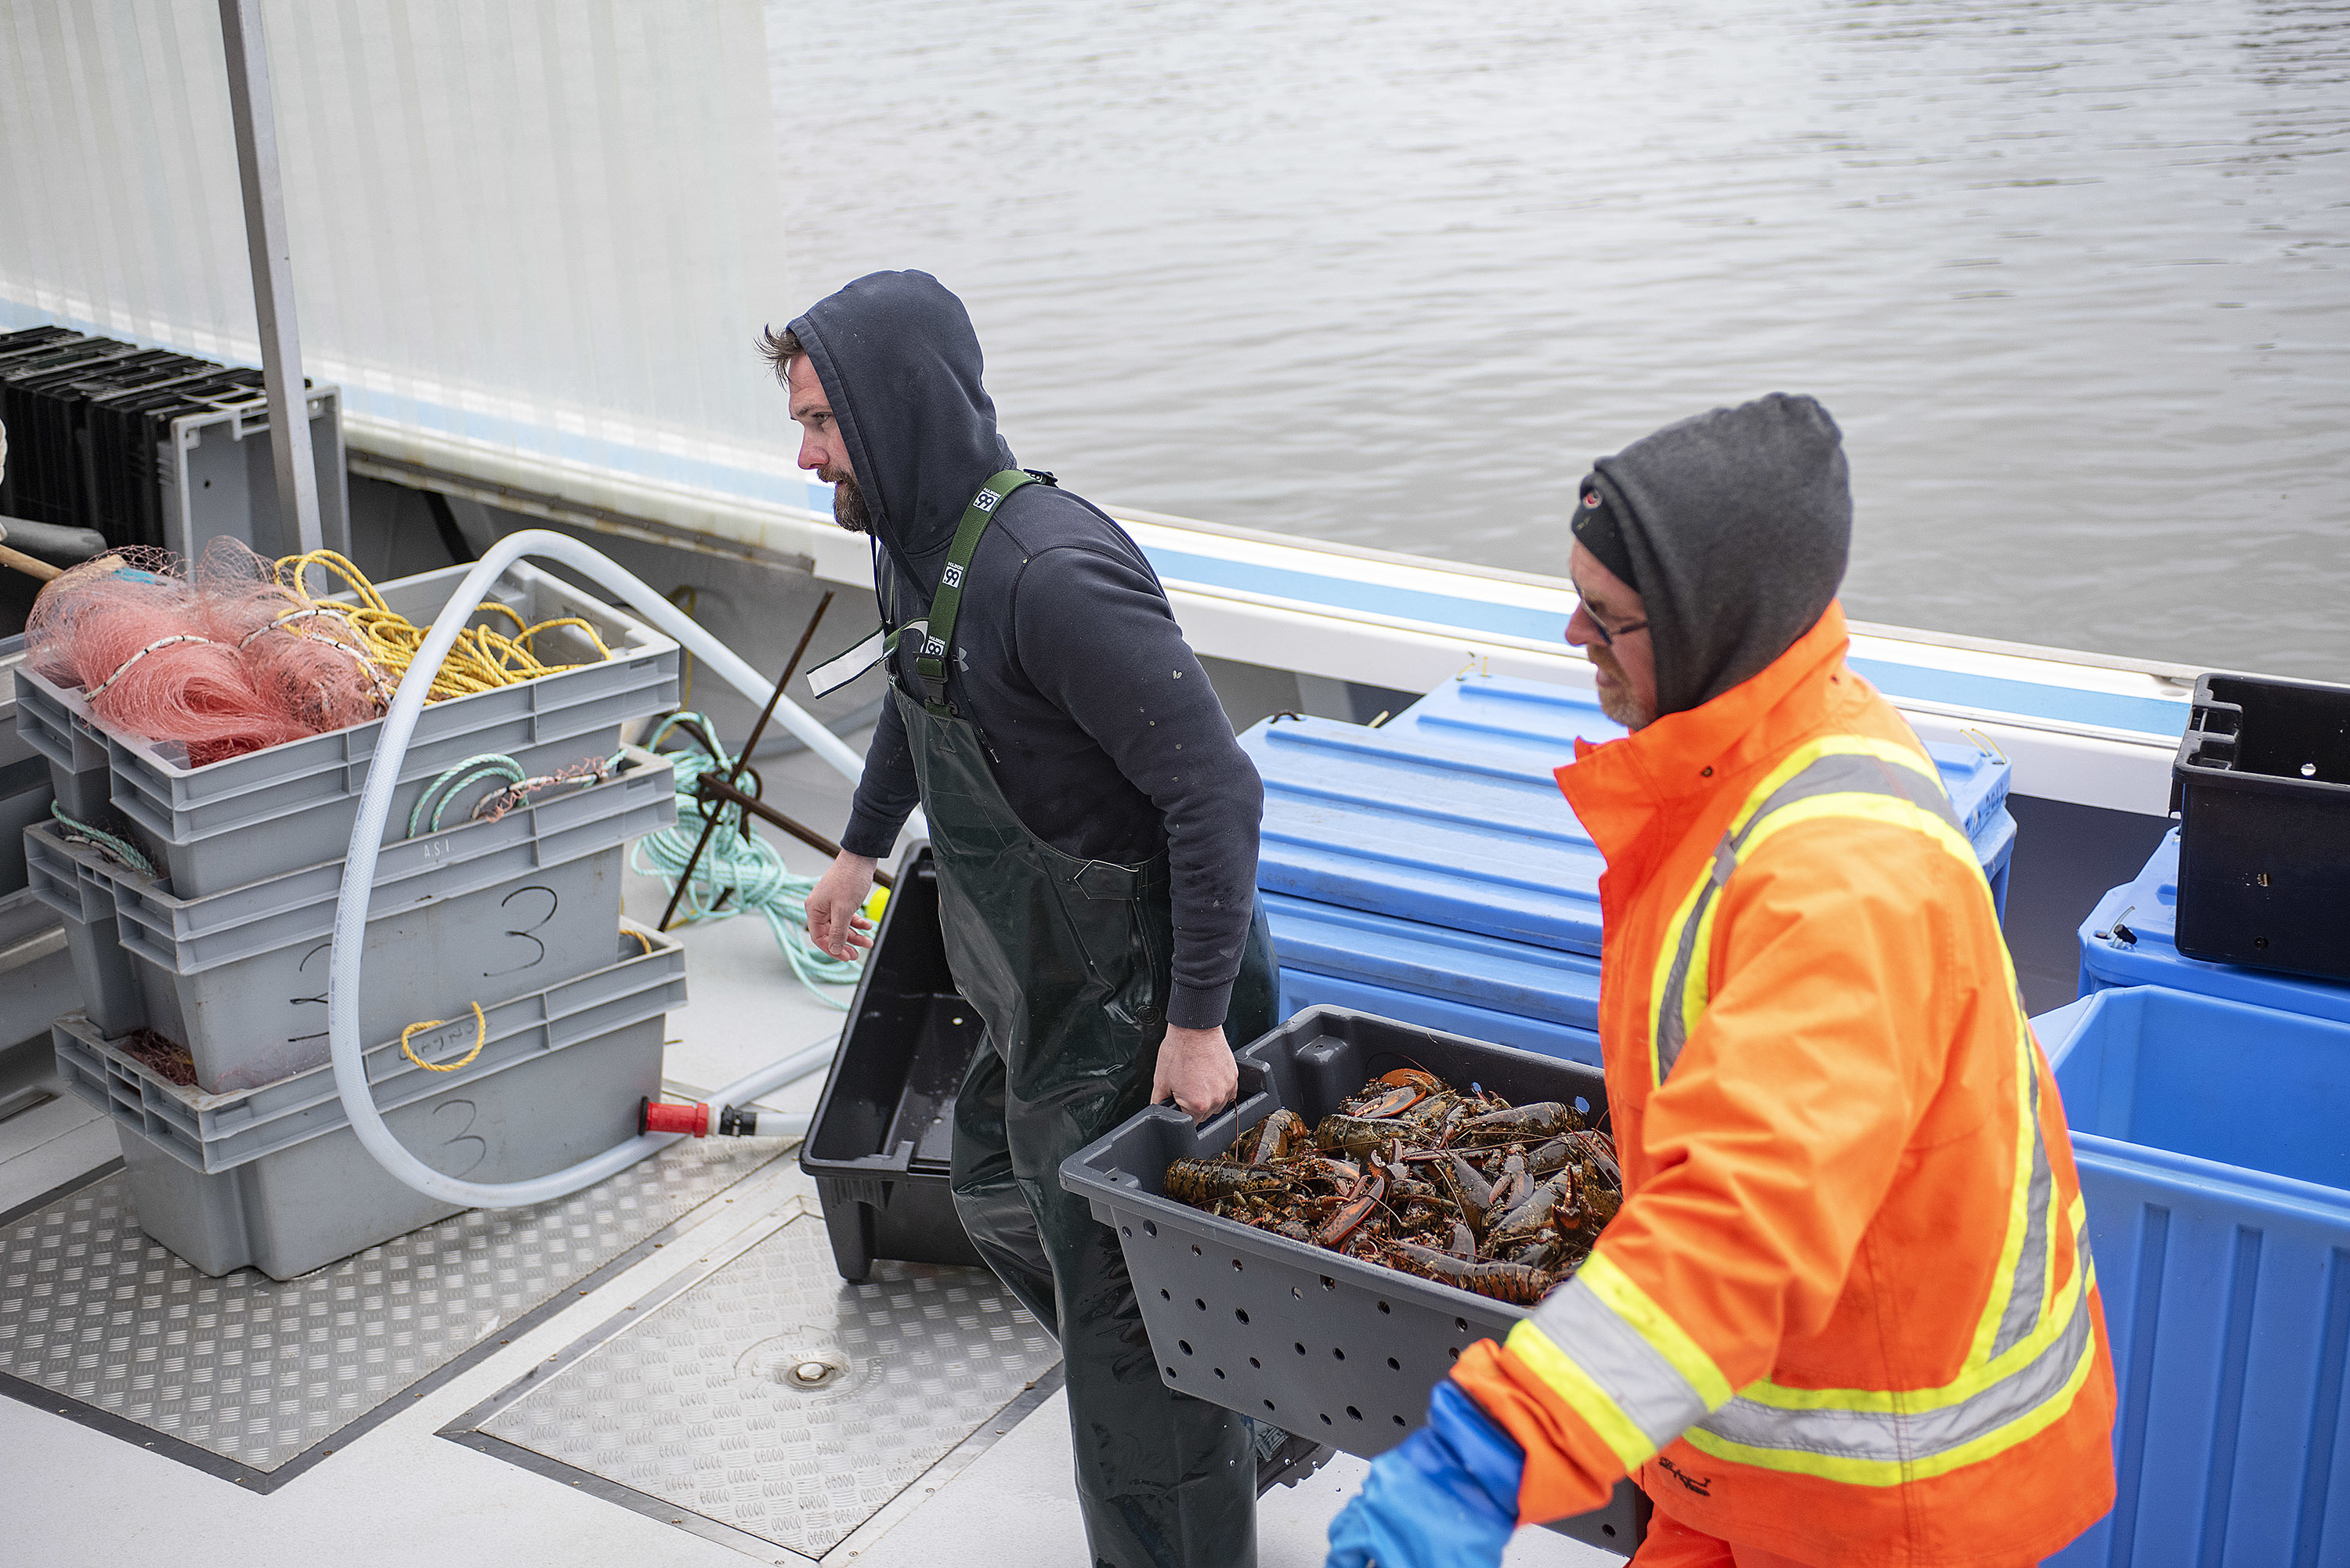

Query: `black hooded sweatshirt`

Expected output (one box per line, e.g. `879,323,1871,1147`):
790,272,1263,1031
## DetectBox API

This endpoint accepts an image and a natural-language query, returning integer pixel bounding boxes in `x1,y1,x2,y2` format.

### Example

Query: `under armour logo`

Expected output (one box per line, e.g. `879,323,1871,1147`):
942,563,964,588
923,636,945,656
974,489,1002,512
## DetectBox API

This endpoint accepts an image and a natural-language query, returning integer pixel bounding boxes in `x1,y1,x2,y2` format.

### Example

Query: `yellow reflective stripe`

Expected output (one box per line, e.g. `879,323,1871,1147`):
1679,1325,2101,1486
1736,790,1979,880
1505,1319,1660,1472
1578,1252,1737,1410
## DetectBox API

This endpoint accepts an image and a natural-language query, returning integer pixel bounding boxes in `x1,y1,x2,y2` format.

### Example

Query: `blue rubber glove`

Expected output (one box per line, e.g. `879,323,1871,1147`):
1326,1380,1524,1568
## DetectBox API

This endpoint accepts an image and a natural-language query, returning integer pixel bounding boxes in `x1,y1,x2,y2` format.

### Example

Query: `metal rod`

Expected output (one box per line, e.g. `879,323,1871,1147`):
657,592,845,930
732,591,835,821
693,773,894,889
218,0,322,556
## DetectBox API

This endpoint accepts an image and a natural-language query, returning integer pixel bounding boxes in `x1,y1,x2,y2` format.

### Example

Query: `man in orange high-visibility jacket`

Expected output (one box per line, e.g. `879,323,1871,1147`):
1327,394,2115,1568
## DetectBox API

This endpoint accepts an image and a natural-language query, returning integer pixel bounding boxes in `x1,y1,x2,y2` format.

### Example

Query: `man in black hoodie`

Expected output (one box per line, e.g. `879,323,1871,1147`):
779,271,1287,1566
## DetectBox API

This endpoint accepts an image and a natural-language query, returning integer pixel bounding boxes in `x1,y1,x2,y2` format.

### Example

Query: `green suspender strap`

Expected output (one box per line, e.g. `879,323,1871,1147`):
915,468,1043,717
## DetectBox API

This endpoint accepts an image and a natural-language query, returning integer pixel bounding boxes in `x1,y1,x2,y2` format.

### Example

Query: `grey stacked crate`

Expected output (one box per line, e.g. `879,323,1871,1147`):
52,923,686,1279
18,556,681,896
0,634,48,900
24,746,675,1093
9,650,114,821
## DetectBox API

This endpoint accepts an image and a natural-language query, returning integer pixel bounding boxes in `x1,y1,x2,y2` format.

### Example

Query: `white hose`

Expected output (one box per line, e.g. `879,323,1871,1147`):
329,529,877,1207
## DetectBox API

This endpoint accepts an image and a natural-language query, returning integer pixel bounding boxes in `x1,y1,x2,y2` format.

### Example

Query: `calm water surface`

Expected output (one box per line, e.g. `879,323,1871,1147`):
771,2,2347,677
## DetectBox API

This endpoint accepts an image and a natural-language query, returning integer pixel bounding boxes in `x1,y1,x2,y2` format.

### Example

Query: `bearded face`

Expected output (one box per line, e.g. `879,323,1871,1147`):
829,469,869,534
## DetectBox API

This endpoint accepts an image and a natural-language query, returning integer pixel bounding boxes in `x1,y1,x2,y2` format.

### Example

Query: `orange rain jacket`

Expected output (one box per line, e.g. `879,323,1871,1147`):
1452,602,2116,1566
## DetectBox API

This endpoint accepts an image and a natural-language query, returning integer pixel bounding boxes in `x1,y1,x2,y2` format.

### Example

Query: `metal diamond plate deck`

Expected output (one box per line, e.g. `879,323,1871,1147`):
480,1214,1058,1558
0,1141,783,1471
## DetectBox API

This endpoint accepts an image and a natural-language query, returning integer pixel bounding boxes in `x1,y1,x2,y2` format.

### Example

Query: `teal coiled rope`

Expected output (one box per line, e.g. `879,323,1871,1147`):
632,713,864,1006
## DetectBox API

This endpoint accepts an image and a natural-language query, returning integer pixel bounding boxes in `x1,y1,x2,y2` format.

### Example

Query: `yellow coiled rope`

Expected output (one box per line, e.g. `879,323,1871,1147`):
276,549,614,703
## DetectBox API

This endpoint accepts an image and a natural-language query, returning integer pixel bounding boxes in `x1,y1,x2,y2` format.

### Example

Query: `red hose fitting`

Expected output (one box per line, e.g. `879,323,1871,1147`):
639,1097,710,1137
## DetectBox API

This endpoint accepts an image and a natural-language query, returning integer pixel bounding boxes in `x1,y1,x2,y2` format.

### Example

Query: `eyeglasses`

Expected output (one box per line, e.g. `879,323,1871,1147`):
1574,600,1648,648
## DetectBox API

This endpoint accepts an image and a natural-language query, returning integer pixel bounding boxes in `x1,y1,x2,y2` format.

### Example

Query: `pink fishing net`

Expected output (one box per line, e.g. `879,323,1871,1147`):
25,539,386,768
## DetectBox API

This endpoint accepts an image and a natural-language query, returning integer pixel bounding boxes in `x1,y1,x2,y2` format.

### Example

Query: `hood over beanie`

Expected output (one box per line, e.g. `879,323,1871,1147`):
788,270,1016,597
1584,392,1851,717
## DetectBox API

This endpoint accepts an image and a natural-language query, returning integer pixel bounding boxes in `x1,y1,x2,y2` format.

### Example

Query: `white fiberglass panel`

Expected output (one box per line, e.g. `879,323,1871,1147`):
0,0,797,508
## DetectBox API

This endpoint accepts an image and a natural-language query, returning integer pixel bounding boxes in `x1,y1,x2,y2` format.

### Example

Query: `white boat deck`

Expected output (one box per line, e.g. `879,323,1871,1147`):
0,732,1610,1568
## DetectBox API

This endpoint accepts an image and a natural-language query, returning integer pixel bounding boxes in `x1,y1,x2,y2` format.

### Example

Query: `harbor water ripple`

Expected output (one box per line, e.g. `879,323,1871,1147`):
772,1,2348,677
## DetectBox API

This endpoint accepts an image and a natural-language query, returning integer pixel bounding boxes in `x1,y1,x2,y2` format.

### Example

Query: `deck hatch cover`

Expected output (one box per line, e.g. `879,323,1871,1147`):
468,1212,1058,1558
0,1142,787,1484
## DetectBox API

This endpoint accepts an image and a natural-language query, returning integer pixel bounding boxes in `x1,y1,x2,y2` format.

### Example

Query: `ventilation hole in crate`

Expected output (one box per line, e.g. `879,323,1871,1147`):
1235,1309,1250,1324
1264,1400,1276,1412
1386,1357,1400,1371
1319,1413,1333,1425
1602,1524,1618,1537
1195,1298,1207,1312
1332,1347,1347,1361
1376,1300,1391,1314
2256,936,2271,948
1347,1406,1362,1421
1178,1340,1193,1355
1321,1275,1337,1292
1215,1367,1227,1379
1454,1317,1468,1333
1121,1225,1130,1237
1295,1342,1307,1356
1166,1366,1178,1378
1448,1346,1460,1361
1393,1414,1408,1427
1144,1220,1156,1237
1191,1244,1202,1255
1249,1357,1262,1369
1574,1096,1590,1115
1292,1286,1303,1300
1231,1258,1243,1271
1160,1288,1170,1300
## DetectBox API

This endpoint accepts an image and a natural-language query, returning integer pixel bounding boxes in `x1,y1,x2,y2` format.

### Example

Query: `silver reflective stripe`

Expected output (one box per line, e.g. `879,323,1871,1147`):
1990,1062,2053,1359
1694,1277,2095,1464
1654,837,1737,1078
1528,1276,1711,1451
1654,750,1965,1082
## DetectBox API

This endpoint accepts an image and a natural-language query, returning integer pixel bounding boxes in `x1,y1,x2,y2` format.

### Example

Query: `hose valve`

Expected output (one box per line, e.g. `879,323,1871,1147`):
639,1097,782,1138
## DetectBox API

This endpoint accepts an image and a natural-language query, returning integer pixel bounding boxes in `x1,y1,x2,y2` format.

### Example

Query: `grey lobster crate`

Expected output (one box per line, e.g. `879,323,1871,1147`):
16,554,678,896
0,753,49,901
19,812,143,1036
53,923,683,1173
10,656,111,822
1061,1006,1649,1559
23,746,674,1093
52,927,677,1280
0,632,35,773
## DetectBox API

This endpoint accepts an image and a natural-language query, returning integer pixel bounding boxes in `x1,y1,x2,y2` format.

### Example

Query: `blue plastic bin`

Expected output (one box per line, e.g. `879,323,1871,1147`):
1263,891,1602,1065
2078,829,2350,1025
1241,674,2016,961
2038,986,2350,1566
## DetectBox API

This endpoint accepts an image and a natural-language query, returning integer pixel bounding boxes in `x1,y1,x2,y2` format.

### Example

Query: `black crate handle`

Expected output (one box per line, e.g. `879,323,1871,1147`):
1166,1058,1281,1158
